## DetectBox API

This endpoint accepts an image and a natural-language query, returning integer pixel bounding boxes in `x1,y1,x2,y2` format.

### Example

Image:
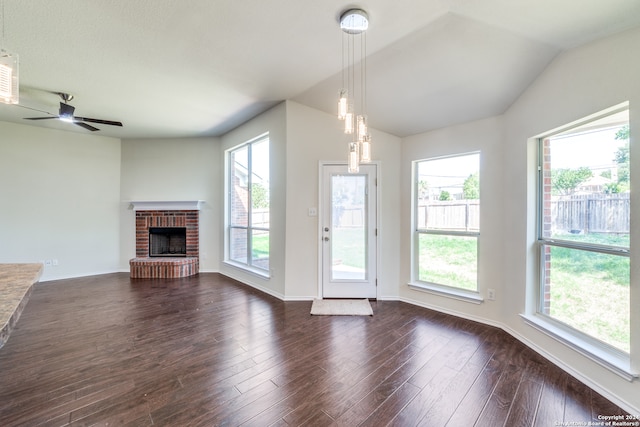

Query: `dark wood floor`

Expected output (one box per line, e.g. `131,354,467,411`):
0,273,628,426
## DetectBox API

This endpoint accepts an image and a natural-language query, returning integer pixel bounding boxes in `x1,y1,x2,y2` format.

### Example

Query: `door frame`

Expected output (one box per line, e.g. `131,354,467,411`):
317,160,380,299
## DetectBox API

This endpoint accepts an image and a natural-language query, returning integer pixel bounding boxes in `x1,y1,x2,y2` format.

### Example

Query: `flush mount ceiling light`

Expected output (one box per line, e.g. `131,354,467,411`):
0,0,18,104
337,9,370,173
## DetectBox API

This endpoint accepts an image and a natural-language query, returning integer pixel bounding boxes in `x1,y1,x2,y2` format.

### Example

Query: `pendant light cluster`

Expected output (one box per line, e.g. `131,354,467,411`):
337,9,370,173
0,0,19,105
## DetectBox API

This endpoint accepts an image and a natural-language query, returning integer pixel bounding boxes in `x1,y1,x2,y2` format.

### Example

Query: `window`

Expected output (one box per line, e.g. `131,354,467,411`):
537,108,629,355
413,153,480,295
227,134,270,273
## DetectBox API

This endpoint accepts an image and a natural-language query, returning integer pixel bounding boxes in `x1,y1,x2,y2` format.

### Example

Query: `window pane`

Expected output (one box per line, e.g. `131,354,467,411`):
417,153,479,232
542,112,629,246
418,234,477,291
230,146,249,227
541,245,630,353
251,230,269,270
229,227,247,263
251,139,270,229
226,136,270,271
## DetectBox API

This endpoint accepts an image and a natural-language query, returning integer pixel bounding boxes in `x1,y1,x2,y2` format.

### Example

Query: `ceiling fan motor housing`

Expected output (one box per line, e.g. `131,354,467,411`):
59,102,75,120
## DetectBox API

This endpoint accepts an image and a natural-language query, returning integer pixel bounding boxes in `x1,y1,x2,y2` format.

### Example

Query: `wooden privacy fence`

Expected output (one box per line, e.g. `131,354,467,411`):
417,200,480,231
552,193,629,234
416,194,629,234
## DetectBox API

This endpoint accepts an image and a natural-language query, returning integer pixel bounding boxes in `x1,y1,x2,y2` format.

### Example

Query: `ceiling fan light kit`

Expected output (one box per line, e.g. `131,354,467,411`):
0,0,19,105
0,48,18,104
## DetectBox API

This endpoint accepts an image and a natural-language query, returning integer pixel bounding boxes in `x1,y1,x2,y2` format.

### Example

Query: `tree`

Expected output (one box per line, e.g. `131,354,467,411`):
439,190,451,201
251,182,269,209
614,125,629,185
418,180,429,201
551,167,592,195
604,182,621,194
463,172,479,199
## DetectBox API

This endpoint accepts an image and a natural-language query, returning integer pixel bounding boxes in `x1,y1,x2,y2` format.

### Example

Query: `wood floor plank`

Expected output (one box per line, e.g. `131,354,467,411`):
0,273,629,426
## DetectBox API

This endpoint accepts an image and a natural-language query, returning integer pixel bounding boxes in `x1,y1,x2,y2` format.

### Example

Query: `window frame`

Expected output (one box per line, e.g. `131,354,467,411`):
409,152,482,303
528,105,634,379
225,133,270,277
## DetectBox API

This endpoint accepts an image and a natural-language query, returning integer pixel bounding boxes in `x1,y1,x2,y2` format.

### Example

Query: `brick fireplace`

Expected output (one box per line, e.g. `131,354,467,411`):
129,201,202,279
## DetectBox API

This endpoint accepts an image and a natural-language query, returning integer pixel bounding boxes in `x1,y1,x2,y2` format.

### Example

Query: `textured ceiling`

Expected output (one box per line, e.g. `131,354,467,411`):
1,0,639,139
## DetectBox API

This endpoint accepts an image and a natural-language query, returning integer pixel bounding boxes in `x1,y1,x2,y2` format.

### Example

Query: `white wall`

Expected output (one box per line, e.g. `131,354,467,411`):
119,137,221,272
0,121,121,281
399,115,505,322
284,101,402,300
219,103,287,298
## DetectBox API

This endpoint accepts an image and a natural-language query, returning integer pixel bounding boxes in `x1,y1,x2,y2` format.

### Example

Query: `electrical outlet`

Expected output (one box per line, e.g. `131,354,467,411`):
487,288,496,300
44,259,52,267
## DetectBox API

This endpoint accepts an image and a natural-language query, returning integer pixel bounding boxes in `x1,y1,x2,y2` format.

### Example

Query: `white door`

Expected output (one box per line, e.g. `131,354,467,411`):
321,163,377,298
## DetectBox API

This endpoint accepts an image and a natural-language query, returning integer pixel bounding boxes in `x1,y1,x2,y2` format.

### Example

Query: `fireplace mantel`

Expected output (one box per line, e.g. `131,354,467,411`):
129,201,204,211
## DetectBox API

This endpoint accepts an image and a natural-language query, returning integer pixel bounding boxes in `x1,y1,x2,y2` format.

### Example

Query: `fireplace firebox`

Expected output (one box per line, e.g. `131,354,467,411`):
149,227,186,257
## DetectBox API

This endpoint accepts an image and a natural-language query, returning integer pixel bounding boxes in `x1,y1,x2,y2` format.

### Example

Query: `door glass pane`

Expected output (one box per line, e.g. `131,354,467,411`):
542,244,630,353
331,174,367,280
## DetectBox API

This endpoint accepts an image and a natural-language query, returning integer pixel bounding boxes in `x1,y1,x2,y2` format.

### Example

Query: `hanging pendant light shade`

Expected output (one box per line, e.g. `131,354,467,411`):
337,9,371,173
348,141,360,173
344,109,354,134
360,135,371,164
338,89,348,120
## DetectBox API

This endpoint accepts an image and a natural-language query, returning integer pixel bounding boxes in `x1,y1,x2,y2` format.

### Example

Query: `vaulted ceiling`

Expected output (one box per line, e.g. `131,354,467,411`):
1,0,639,139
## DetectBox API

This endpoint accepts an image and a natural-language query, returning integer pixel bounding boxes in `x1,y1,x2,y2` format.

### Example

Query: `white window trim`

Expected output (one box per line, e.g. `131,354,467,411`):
411,152,481,299
408,281,483,304
528,103,633,378
224,133,270,275
521,313,637,381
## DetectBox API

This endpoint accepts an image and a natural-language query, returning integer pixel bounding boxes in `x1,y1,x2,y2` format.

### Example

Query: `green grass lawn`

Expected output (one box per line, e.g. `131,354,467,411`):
252,233,269,258
418,234,477,291
546,235,630,352
418,232,630,353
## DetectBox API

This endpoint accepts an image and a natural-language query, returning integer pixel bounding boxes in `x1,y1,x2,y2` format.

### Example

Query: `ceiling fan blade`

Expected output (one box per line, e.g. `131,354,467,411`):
74,116,123,127
74,121,100,132
24,116,59,120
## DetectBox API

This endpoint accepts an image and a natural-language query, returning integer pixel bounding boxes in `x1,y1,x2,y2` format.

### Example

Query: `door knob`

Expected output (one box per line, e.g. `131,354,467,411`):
324,237,330,241
324,227,329,232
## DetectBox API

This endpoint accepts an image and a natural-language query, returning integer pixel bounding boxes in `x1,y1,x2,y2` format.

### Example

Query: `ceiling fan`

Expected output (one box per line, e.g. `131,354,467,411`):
24,92,123,132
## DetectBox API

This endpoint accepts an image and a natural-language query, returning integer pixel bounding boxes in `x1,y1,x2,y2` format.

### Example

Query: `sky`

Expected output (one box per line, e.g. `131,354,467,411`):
549,126,626,172
418,152,480,194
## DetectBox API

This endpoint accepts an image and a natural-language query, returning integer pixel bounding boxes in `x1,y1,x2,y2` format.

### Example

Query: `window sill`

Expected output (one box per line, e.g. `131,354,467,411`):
223,260,271,280
408,282,483,304
520,313,637,381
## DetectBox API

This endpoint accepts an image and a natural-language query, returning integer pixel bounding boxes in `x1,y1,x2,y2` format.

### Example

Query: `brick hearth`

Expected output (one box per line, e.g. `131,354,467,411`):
130,209,199,279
